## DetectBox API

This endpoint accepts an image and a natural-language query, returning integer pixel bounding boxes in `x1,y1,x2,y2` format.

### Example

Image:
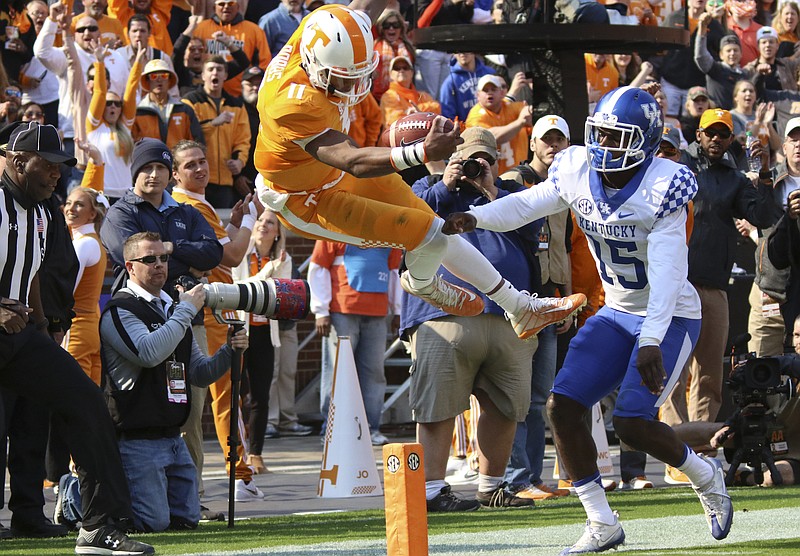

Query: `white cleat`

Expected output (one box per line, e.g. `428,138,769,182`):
400,272,484,317
694,455,733,540
560,513,626,555
507,292,587,340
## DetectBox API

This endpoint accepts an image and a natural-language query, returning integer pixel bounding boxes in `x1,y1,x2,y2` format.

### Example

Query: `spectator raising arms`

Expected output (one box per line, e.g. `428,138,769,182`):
84,43,144,201
372,10,415,103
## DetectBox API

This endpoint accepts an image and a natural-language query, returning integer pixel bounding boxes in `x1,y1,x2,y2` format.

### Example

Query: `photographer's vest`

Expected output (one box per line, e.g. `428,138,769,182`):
101,292,193,438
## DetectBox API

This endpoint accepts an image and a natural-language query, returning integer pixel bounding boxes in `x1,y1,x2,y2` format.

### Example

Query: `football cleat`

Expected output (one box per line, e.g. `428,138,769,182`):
508,292,587,340
400,272,484,317
693,455,733,540
560,513,625,555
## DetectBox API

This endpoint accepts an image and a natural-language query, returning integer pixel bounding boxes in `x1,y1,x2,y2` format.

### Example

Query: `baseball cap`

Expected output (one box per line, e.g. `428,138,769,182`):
688,86,710,101
785,117,800,137
241,66,264,83
757,26,778,42
140,59,178,92
7,122,77,166
476,74,506,91
699,108,734,132
660,124,681,149
532,115,570,141
131,138,172,179
720,34,741,48
389,56,413,71
456,127,498,160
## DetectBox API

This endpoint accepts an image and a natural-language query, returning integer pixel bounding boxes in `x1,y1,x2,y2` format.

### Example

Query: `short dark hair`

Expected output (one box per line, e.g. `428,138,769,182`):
172,140,207,171
127,13,151,32
124,231,163,262
204,55,228,69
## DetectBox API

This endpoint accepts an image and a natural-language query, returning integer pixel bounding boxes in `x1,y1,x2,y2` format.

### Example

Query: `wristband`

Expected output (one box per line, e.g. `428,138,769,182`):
390,143,428,171
240,213,256,231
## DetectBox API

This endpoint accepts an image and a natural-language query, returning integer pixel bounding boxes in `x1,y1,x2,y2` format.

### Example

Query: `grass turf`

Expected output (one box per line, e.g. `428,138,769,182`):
5,486,800,555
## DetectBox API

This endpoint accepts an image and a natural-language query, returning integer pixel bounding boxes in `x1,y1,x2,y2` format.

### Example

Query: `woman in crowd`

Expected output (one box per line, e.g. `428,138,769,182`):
380,55,440,126
372,9,415,103
612,53,653,87
774,1,800,45
233,209,292,474
63,187,109,386
19,100,45,123
681,86,715,144
84,43,143,202
706,0,727,25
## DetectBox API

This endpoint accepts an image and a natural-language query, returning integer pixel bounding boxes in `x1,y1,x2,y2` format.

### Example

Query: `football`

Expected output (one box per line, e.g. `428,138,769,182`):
379,112,454,148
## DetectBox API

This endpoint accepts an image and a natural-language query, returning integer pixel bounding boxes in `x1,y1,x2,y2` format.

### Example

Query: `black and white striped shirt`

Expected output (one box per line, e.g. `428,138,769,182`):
0,186,51,304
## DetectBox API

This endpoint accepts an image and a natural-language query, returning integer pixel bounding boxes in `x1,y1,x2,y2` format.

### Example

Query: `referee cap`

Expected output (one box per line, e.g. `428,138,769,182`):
7,122,77,166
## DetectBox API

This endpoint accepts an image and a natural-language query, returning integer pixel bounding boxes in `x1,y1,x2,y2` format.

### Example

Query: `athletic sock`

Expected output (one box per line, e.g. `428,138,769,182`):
426,479,448,500
677,445,715,487
485,278,529,315
477,474,504,493
574,472,616,525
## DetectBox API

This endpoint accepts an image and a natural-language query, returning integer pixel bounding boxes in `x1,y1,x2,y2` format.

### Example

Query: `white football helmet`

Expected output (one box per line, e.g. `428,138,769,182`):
299,5,379,106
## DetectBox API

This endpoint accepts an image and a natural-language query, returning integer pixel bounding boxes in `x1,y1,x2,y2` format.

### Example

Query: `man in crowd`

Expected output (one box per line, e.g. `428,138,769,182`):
108,0,173,54
403,127,540,511
99,231,248,531
439,52,495,123
259,0,309,56
0,122,154,554
183,56,252,209
466,74,532,175
443,86,733,552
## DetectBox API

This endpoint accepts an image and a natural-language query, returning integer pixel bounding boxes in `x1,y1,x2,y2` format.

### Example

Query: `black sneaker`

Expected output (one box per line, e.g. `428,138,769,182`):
199,506,224,523
75,525,154,555
426,485,481,512
0,520,11,540
10,517,69,538
476,482,536,508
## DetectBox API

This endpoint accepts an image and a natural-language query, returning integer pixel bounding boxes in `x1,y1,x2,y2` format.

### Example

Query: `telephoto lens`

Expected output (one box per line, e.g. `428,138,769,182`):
461,158,483,179
204,278,310,320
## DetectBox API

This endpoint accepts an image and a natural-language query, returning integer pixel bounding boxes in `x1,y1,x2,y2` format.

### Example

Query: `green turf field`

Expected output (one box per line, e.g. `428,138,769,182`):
6,486,800,555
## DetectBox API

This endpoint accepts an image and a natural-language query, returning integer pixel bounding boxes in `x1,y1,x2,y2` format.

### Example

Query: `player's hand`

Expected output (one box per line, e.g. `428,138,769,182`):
442,212,477,235
316,315,331,337
423,115,462,162
227,327,249,350
0,298,32,334
636,345,666,395
178,282,206,312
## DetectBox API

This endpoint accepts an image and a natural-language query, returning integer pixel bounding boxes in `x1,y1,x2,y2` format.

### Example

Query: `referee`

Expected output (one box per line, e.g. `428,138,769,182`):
0,123,154,555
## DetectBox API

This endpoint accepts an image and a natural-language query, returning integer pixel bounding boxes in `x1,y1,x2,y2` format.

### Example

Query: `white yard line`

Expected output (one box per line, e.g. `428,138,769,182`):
190,506,800,556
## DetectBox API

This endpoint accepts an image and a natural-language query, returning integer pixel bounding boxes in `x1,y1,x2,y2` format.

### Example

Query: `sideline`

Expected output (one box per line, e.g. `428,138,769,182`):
192,506,800,555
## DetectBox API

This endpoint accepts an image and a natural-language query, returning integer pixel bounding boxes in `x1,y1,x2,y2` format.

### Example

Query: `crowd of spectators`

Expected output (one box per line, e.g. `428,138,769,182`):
6,0,800,549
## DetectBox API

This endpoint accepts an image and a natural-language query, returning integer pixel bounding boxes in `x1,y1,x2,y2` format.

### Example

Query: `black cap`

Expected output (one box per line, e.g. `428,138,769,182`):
0,121,24,156
241,66,264,83
7,122,77,166
131,138,172,179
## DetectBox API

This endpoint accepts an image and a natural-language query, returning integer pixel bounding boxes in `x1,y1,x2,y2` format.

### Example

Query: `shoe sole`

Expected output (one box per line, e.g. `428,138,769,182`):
75,547,153,555
400,273,485,317
516,296,587,340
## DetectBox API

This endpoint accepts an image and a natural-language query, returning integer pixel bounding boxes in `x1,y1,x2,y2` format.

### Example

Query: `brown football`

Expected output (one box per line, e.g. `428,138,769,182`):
379,112,454,148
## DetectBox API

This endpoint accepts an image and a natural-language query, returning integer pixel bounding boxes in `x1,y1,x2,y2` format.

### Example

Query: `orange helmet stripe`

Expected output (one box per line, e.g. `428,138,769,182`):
334,7,367,66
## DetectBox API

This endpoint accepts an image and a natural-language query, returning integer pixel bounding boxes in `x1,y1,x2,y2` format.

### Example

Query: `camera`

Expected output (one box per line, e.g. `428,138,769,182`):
174,275,310,321
462,158,483,179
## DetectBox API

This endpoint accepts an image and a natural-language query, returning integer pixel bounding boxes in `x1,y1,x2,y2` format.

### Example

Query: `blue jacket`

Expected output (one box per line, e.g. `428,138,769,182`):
259,3,308,56
400,175,542,337
438,58,495,122
100,190,223,293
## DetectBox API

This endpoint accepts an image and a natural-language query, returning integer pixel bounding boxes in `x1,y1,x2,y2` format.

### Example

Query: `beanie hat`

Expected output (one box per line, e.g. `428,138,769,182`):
131,138,172,179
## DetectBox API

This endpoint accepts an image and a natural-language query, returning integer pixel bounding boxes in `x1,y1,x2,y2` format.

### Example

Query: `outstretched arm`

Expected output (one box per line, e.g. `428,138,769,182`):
348,0,389,24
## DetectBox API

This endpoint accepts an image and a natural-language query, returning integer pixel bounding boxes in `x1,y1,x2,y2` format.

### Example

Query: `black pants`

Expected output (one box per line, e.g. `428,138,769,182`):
243,325,275,455
0,391,49,523
0,325,133,530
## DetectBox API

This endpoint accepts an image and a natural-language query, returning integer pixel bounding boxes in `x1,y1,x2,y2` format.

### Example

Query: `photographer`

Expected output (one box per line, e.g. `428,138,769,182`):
401,127,543,511
97,231,248,532
677,317,800,486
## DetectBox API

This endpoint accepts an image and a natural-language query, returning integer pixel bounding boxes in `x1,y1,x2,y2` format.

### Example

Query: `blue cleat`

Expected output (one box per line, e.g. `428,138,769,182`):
693,455,733,540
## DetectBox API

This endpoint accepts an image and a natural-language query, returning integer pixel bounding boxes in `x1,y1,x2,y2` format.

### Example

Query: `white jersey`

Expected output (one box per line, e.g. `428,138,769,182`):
470,145,701,345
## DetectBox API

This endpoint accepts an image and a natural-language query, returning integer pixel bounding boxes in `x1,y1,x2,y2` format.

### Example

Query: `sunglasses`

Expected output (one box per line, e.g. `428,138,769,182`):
382,21,402,29
702,128,732,139
129,254,170,265
4,88,21,98
658,144,678,157
76,25,99,33
392,65,412,72
707,0,724,6
105,100,122,107
148,72,171,80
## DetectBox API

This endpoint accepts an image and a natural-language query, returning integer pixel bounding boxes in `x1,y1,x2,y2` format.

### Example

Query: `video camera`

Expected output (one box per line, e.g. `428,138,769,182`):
723,334,793,485
174,275,310,326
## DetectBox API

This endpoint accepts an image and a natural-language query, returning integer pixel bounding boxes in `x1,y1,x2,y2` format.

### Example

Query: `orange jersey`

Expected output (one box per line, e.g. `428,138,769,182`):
465,100,529,175
255,21,348,194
